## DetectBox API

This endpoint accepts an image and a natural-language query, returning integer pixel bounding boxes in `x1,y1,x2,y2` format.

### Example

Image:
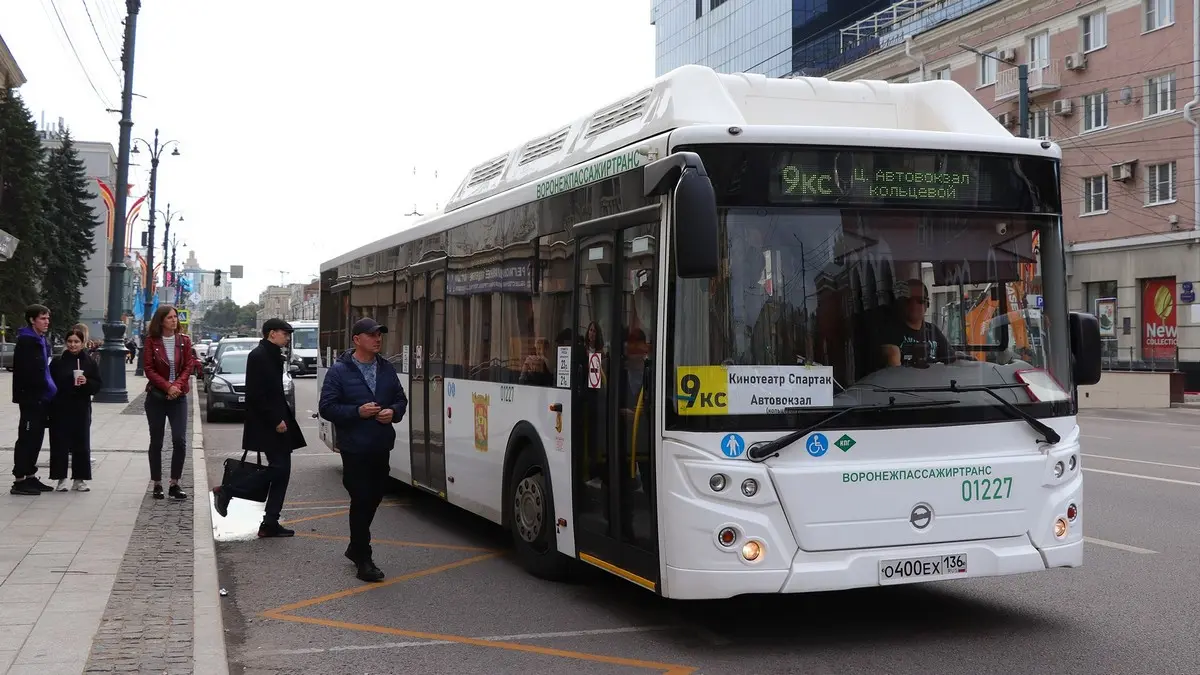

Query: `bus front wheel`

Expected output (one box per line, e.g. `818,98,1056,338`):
508,448,569,581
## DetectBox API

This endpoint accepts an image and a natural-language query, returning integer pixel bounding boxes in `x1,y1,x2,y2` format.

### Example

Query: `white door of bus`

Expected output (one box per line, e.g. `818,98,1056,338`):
408,257,448,497
572,223,660,591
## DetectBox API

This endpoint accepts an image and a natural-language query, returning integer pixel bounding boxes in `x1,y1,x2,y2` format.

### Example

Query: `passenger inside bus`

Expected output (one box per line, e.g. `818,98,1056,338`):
881,278,952,368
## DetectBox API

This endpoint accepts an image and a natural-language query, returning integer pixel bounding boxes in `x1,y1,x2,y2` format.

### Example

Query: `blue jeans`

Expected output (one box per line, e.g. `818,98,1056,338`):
146,394,187,482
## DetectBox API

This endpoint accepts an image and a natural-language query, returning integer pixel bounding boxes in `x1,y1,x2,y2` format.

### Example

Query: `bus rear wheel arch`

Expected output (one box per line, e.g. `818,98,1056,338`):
503,430,569,581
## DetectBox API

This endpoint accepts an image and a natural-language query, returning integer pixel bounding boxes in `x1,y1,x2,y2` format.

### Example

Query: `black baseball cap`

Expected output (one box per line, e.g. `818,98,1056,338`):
352,318,387,336
262,318,294,336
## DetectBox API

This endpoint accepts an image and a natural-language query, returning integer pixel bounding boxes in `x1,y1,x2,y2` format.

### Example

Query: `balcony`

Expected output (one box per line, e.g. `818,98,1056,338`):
995,59,1061,102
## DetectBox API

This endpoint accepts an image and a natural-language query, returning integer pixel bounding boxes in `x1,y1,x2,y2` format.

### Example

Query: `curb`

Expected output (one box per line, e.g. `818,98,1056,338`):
191,390,230,675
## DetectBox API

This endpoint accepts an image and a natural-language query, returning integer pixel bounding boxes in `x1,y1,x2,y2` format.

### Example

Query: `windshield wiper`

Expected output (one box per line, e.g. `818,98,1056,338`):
746,398,960,462
857,380,1061,445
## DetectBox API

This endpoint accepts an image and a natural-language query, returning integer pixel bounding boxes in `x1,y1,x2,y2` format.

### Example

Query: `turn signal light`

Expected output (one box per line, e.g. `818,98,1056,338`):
1067,503,1078,521
1054,518,1068,538
718,527,737,547
1068,454,1077,471
741,539,763,562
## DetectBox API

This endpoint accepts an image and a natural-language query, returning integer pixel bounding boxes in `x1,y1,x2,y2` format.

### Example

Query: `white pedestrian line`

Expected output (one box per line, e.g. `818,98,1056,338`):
1083,454,1200,471
1080,434,1111,440
1083,416,1200,429
1084,537,1158,555
1083,467,1200,487
256,625,675,656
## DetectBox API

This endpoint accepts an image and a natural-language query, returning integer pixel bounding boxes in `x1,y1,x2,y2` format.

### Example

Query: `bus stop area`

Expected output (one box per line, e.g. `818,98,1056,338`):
199,378,1199,675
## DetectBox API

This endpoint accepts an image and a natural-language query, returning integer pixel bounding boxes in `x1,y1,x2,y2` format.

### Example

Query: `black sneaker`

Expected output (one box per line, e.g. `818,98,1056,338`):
212,487,231,517
10,479,40,496
153,484,164,499
26,476,53,492
168,484,188,500
356,558,385,583
258,521,295,538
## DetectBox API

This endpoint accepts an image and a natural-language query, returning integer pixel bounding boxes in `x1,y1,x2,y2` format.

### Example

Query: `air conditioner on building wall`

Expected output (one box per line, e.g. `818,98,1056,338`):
1064,52,1086,70
1111,161,1135,182
996,112,1015,127
1052,98,1073,116
999,48,1017,62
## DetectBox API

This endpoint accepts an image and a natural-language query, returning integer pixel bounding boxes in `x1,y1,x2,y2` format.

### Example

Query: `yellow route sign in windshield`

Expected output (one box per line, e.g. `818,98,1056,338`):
676,365,835,416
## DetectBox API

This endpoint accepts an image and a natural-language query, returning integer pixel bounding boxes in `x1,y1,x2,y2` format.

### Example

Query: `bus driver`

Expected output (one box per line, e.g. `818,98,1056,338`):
882,278,952,368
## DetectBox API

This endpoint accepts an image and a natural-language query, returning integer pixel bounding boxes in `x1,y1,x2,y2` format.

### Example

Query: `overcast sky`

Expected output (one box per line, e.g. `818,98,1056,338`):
2,0,656,305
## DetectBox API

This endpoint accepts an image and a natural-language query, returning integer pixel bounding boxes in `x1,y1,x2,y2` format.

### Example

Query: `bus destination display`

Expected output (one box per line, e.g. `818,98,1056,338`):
767,149,1053,211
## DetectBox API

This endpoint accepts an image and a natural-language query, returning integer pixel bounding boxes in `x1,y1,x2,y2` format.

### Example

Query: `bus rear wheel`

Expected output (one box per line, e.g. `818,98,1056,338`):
508,448,569,581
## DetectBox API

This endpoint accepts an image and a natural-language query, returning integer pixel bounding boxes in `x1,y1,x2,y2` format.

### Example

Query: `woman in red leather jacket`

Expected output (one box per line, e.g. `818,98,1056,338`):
142,305,195,500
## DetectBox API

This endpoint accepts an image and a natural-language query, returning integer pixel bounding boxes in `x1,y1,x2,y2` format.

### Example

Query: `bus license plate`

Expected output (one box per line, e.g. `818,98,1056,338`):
237,395,245,403
878,554,967,585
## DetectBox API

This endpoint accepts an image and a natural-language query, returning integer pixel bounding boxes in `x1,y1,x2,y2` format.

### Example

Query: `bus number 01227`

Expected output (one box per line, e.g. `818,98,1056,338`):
961,477,1013,502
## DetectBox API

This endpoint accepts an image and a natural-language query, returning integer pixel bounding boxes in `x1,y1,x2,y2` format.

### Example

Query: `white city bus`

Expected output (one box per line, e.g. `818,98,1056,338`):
316,64,1103,600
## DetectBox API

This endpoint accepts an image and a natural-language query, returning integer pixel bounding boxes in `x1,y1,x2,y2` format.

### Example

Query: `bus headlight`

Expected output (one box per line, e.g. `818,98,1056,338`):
709,474,727,492
740,478,758,497
1053,461,1064,478
1054,518,1068,538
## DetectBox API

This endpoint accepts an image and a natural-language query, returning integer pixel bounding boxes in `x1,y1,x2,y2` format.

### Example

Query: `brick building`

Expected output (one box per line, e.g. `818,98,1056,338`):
824,0,1200,381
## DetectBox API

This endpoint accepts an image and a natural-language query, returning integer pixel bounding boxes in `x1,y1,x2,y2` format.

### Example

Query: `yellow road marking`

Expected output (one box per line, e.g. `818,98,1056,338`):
295,531,496,553
259,536,698,673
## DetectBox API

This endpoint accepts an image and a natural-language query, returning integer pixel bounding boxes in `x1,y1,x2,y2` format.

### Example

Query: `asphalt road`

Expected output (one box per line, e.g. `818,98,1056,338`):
201,379,1200,675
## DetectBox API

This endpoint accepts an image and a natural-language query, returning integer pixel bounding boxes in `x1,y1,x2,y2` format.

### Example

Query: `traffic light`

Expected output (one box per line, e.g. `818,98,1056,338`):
214,269,222,286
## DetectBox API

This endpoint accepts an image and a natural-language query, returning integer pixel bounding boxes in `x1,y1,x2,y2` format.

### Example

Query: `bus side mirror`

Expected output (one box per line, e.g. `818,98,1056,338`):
1069,311,1102,386
644,152,719,279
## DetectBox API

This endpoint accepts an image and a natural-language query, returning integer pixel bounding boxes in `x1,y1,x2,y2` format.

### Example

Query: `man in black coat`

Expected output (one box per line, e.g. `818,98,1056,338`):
216,318,306,537
11,304,56,495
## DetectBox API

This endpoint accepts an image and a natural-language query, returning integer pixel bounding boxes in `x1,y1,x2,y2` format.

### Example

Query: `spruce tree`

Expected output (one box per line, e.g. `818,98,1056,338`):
42,129,98,330
0,90,49,331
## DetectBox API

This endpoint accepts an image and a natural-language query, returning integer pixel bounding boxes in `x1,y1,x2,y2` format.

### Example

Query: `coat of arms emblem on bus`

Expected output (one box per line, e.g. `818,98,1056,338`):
472,393,490,452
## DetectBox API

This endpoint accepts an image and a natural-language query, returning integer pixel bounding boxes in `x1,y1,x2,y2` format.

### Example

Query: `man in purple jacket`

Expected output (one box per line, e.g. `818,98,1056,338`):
11,304,56,495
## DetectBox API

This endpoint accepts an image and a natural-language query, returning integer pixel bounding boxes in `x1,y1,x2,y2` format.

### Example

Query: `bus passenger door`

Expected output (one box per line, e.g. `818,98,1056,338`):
572,223,660,592
409,256,448,497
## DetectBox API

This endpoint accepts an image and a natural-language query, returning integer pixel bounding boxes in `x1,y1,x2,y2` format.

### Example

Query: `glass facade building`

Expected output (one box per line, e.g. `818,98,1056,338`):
652,0,896,77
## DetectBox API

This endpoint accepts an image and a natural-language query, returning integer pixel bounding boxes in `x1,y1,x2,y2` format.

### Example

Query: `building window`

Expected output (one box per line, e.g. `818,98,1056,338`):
1027,31,1049,69
1145,0,1174,31
979,50,997,86
1145,72,1176,116
1146,162,1177,204
1081,12,1107,51
1083,91,1107,132
710,0,727,8
1029,109,1050,139
932,66,951,80
695,0,702,19
1082,176,1108,214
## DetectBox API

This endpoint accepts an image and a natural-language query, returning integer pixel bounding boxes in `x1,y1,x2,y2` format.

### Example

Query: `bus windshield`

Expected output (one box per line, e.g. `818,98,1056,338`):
291,328,318,350
669,207,1073,432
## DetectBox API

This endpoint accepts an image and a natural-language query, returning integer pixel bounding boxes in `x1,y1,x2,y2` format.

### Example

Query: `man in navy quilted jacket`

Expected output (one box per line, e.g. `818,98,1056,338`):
318,317,407,582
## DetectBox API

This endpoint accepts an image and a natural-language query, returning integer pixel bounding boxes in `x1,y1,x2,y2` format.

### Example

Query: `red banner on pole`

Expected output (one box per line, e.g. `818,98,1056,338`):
1142,277,1177,360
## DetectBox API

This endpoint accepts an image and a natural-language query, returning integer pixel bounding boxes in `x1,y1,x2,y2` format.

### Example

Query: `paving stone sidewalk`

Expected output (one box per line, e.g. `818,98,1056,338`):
0,368,227,675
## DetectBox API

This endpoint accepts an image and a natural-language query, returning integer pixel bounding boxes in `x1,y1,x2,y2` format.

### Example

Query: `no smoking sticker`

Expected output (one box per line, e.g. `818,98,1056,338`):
587,351,602,389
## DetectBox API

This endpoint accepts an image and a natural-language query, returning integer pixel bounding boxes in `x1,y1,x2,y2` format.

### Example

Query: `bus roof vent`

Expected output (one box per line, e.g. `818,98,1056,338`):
584,88,652,139
465,154,508,189
518,126,570,166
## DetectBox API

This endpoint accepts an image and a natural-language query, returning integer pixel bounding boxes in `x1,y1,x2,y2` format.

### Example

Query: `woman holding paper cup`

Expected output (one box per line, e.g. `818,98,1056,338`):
48,324,102,491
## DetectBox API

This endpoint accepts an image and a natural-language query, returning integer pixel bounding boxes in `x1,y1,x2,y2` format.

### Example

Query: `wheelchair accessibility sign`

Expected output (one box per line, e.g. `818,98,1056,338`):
806,433,829,458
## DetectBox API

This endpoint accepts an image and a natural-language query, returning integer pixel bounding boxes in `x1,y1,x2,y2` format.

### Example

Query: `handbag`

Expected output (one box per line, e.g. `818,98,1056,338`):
220,449,271,503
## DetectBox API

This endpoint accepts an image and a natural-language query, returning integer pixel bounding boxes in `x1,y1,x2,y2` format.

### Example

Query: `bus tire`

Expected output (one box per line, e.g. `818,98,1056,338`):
507,446,569,581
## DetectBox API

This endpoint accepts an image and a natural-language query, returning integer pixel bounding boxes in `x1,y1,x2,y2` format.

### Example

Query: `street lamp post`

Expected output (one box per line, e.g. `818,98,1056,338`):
95,0,141,404
130,129,180,378
156,204,183,287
